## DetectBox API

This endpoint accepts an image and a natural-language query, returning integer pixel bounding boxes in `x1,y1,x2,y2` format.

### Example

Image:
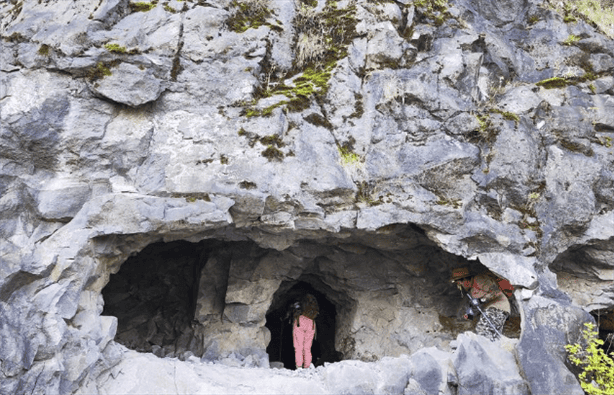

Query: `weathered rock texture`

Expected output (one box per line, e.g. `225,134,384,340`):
1,0,613,394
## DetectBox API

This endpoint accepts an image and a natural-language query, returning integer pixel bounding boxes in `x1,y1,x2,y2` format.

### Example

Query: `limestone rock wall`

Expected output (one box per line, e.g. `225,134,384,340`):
1,0,613,394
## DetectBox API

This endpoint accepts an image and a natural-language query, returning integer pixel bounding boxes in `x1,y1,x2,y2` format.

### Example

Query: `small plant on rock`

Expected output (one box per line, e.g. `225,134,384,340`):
565,322,614,395
104,43,127,53
563,34,581,45
130,1,157,12
37,44,50,56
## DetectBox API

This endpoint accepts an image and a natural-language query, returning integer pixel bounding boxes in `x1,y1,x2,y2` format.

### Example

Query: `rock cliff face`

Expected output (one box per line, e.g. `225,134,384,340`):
1,0,613,394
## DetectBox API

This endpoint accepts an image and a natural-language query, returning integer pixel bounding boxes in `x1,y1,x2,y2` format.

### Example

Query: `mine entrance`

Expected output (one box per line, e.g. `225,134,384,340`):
265,281,341,369
101,239,213,358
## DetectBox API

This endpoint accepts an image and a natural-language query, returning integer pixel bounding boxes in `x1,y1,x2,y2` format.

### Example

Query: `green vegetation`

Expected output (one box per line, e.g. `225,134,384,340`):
563,34,581,45
490,108,520,125
130,2,157,12
471,113,499,144
104,43,127,53
338,145,360,165
589,83,597,93
242,1,357,118
164,4,176,13
565,322,614,395
599,136,613,147
261,145,285,161
226,0,272,33
413,0,451,26
549,0,614,38
536,72,599,90
528,14,540,25
87,62,114,82
37,44,50,56
536,76,570,89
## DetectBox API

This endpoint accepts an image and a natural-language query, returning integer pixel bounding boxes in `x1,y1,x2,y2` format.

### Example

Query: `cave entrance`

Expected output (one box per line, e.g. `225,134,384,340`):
101,239,214,358
592,309,614,354
265,280,341,369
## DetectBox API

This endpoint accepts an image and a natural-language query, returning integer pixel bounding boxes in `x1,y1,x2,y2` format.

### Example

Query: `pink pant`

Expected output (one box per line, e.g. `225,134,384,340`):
293,315,315,368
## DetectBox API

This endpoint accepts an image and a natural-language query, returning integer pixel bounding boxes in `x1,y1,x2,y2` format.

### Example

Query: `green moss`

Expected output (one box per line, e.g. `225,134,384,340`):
476,114,489,132
528,15,540,25
226,0,272,33
599,136,613,147
490,108,520,125
579,72,598,82
261,145,285,161
37,44,50,56
164,4,176,13
241,1,357,117
130,2,157,12
238,128,247,136
339,147,360,165
104,43,127,53
413,0,451,26
220,155,229,164
87,61,116,82
536,77,569,89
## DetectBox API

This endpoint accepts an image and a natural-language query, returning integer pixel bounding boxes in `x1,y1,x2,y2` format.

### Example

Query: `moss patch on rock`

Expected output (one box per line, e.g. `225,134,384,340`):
130,1,157,12
226,0,272,33
87,61,119,82
242,1,357,117
104,43,127,53
37,44,50,56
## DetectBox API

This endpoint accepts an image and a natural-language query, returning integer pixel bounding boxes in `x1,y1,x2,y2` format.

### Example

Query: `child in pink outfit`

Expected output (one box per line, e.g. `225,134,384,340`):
291,293,319,369
293,315,316,369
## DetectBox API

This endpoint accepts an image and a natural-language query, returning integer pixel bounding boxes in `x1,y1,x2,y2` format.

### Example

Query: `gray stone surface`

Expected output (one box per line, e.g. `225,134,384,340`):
1,0,613,393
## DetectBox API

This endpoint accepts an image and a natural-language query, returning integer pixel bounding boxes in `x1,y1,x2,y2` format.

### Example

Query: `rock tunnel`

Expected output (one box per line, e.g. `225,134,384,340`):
100,224,522,367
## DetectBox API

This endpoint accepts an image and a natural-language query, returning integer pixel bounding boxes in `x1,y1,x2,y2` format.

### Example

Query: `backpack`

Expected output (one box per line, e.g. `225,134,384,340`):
292,294,319,326
493,276,514,298
301,294,319,320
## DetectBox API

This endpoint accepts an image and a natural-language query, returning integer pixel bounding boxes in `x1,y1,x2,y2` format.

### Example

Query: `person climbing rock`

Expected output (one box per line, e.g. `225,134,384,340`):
450,267,511,341
291,293,319,369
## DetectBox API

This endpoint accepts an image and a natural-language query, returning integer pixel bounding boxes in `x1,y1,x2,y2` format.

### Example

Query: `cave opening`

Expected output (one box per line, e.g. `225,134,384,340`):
592,309,614,354
101,239,213,358
265,280,342,369
98,225,522,365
